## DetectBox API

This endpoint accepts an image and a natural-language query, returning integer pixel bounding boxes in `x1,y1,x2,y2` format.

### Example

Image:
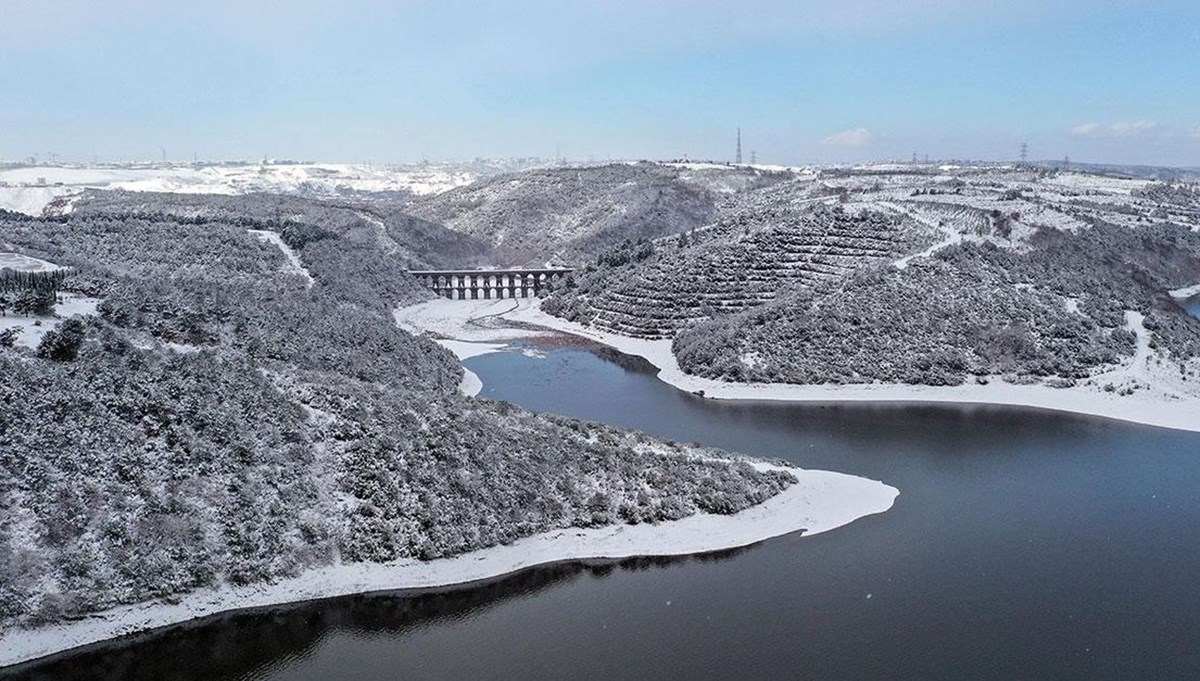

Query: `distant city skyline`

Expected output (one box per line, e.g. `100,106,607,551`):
3,0,1198,166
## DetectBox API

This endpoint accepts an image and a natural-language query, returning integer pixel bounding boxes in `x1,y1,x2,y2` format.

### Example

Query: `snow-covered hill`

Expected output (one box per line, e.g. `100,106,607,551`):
406,162,796,266
0,196,796,639
541,164,1200,389
0,160,538,217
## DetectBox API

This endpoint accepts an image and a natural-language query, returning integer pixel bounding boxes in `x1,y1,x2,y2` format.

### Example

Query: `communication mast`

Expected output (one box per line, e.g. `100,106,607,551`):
1019,142,1029,164
736,128,742,164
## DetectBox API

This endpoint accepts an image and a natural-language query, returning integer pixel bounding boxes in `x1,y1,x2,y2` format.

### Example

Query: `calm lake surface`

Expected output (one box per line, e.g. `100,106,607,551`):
8,334,1200,680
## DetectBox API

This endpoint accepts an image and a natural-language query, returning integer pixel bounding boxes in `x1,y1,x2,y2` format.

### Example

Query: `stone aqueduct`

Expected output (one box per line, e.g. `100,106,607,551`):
409,268,572,300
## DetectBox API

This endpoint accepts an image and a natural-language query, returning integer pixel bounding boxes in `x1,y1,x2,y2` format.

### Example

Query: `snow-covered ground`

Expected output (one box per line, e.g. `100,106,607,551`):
0,252,68,272
0,162,489,216
397,298,1200,434
247,229,314,288
394,297,551,342
1041,172,1149,196
1169,283,1200,299
0,293,101,348
0,458,896,668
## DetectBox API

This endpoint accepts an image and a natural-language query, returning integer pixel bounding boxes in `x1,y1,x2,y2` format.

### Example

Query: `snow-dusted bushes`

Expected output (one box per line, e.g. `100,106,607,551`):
673,221,1200,385
0,341,325,623
0,197,794,630
546,203,935,338
300,377,791,563
407,162,786,265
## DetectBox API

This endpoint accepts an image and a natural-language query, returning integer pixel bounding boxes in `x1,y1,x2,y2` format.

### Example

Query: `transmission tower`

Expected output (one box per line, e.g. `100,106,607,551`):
750,150,757,164
1019,142,1029,164
1063,155,1070,171
736,128,742,164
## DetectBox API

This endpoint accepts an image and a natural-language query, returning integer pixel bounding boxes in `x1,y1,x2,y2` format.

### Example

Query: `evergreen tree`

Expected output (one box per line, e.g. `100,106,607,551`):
37,318,86,361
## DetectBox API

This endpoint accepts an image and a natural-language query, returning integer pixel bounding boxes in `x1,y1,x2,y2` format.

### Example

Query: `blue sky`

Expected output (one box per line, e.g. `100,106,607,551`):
2,0,1197,165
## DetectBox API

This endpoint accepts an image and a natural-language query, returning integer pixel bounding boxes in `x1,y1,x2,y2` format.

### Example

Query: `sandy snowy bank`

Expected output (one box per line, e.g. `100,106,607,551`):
0,463,896,668
0,296,905,669
1169,283,1200,300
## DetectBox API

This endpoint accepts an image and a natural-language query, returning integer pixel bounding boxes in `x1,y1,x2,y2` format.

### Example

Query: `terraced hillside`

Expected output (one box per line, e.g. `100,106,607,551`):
545,200,938,338
674,220,1200,385
406,162,793,266
541,164,1200,387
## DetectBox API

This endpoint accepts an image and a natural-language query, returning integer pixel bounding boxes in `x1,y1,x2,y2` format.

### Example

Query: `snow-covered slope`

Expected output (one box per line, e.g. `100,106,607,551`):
406,162,795,266
541,165,1200,390
0,252,68,272
0,161,534,217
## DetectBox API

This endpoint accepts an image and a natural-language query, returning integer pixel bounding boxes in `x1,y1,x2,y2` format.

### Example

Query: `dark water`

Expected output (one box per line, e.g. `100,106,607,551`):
8,341,1200,680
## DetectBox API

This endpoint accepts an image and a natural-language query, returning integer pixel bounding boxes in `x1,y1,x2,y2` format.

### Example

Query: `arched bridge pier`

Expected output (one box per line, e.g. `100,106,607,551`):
409,268,573,300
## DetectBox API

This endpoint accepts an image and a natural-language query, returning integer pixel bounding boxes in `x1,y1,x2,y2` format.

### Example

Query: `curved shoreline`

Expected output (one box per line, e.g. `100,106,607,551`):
397,297,1200,434
3,297,903,669
502,301,1200,434
0,464,897,669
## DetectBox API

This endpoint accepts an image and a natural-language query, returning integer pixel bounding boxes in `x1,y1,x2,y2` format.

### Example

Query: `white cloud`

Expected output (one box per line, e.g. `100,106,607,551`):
1111,120,1158,136
820,127,873,147
1069,120,1158,138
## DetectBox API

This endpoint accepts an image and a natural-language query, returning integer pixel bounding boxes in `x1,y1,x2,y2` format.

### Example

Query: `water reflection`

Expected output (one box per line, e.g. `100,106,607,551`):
3,549,754,681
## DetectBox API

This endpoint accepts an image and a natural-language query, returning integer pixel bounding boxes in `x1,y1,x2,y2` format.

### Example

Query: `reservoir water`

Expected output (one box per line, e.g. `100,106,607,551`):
7,334,1200,680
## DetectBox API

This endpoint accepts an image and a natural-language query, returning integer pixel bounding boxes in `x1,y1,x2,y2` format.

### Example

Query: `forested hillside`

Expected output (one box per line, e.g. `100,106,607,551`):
406,162,791,266
0,195,794,631
675,221,1200,385
65,189,496,276
544,201,937,338
540,167,1200,387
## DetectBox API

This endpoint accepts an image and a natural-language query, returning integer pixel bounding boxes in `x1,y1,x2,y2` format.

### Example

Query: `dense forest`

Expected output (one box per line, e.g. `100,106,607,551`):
0,193,794,630
543,203,937,338
539,170,1200,386
671,218,1200,386
406,162,792,266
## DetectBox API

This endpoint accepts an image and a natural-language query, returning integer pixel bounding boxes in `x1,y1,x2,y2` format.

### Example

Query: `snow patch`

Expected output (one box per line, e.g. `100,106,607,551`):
436,339,508,360
1169,283,1200,300
394,298,552,343
247,229,313,288
458,367,484,396
0,253,67,273
0,293,101,348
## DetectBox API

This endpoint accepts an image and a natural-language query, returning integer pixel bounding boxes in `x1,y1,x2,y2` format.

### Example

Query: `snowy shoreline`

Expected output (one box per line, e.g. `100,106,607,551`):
397,298,1200,434
1169,283,1200,300
0,298,903,669
0,463,896,669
